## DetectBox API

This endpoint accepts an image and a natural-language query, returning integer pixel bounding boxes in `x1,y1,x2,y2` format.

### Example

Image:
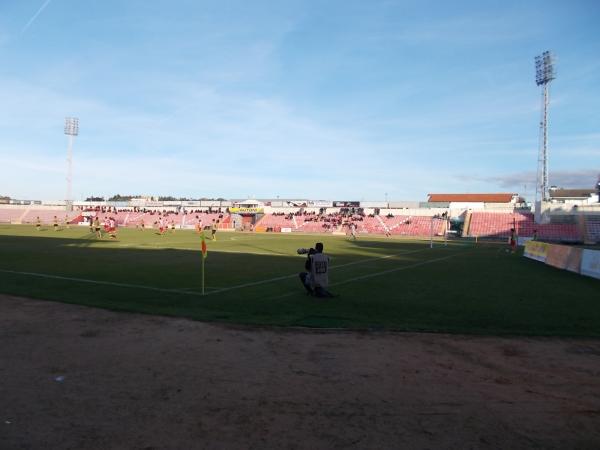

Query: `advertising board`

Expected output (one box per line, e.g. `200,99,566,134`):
307,200,332,207
564,247,583,273
517,237,533,246
523,241,549,262
580,249,600,280
229,207,264,214
545,244,584,273
333,201,360,207
546,244,572,269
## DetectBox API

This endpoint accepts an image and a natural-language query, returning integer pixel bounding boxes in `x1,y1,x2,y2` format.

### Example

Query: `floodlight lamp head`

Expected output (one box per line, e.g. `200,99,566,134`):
535,51,556,86
64,117,79,136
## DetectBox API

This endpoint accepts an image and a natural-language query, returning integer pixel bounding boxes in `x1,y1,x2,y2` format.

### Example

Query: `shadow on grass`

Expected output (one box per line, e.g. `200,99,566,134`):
0,233,599,336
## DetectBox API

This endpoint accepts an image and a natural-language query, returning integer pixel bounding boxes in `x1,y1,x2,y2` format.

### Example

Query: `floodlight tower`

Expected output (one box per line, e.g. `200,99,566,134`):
64,117,79,211
534,51,556,223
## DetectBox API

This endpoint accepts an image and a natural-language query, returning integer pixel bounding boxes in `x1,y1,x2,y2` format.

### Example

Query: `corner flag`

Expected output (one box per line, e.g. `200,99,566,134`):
200,231,207,295
201,231,208,259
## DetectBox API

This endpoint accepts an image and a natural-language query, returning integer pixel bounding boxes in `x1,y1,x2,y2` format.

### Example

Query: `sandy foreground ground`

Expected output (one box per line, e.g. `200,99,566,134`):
1,295,600,450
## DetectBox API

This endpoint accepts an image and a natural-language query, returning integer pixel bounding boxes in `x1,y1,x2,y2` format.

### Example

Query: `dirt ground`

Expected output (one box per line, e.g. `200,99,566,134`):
1,295,600,450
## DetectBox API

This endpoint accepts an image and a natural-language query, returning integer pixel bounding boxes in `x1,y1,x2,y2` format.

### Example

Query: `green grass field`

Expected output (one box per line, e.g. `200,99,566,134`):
1,224,598,336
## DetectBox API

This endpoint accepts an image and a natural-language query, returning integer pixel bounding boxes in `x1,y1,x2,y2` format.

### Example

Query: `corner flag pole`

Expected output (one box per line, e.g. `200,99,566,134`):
201,231,208,295
202,252,205,295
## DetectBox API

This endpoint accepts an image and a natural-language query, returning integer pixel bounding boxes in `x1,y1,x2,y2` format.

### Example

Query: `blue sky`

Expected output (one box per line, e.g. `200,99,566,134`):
0,0,598,201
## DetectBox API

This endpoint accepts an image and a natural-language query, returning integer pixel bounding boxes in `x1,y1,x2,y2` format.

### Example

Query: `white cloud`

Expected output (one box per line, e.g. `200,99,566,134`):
1,70,595,201
464,169,599,192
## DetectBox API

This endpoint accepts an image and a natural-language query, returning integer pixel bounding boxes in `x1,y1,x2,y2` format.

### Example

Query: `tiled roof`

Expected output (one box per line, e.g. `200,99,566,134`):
549,189,594,198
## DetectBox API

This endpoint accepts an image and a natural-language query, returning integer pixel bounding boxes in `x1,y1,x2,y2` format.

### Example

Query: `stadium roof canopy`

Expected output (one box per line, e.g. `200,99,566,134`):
237,199,262,205
427,193,516,203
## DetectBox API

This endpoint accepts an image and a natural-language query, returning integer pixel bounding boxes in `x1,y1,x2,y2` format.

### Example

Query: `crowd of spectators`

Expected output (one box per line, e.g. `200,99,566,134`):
302,211,365,230
71,205,399,233
78,205,224,217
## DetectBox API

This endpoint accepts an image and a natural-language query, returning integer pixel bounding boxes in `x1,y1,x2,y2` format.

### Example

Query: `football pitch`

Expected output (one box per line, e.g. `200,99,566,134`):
1,225,598,336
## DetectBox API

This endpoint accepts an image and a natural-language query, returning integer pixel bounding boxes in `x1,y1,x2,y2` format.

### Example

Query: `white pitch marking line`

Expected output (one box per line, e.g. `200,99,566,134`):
330,248,426,270
202,247,430,296
178,286,221,291
0,246,436,298
265,251,467,301
0,269,205,297
201,249,275,256
330,252,466,287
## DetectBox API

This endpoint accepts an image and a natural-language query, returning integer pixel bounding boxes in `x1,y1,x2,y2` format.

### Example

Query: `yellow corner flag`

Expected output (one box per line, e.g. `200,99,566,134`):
201,231,208,259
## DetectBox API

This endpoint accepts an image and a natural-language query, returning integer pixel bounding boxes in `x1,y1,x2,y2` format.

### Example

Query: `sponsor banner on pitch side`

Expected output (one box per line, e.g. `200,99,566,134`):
565,247,583,273
580,249,600,280
517,236,533,247
546,244,572,270
524,241,549,262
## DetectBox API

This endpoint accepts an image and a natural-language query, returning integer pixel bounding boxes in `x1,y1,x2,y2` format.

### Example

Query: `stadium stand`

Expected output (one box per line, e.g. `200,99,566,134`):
1,202,596,242
468,211,580,241
468,212,514,239
362,216,386,234
255,214,296,231
183,212,225,229
21,210,80,224
81,211,228,229
584,216,600,243
0,209,21,224
379,215,446,236
253,211,448,236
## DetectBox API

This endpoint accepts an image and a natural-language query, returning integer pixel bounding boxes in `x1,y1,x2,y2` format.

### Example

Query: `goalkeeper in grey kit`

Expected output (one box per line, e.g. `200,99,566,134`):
298,242,335,298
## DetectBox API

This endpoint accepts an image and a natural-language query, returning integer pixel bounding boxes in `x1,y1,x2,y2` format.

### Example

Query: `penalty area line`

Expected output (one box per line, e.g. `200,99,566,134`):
202,247,430,296
266,250,470,301
330,251,468,287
